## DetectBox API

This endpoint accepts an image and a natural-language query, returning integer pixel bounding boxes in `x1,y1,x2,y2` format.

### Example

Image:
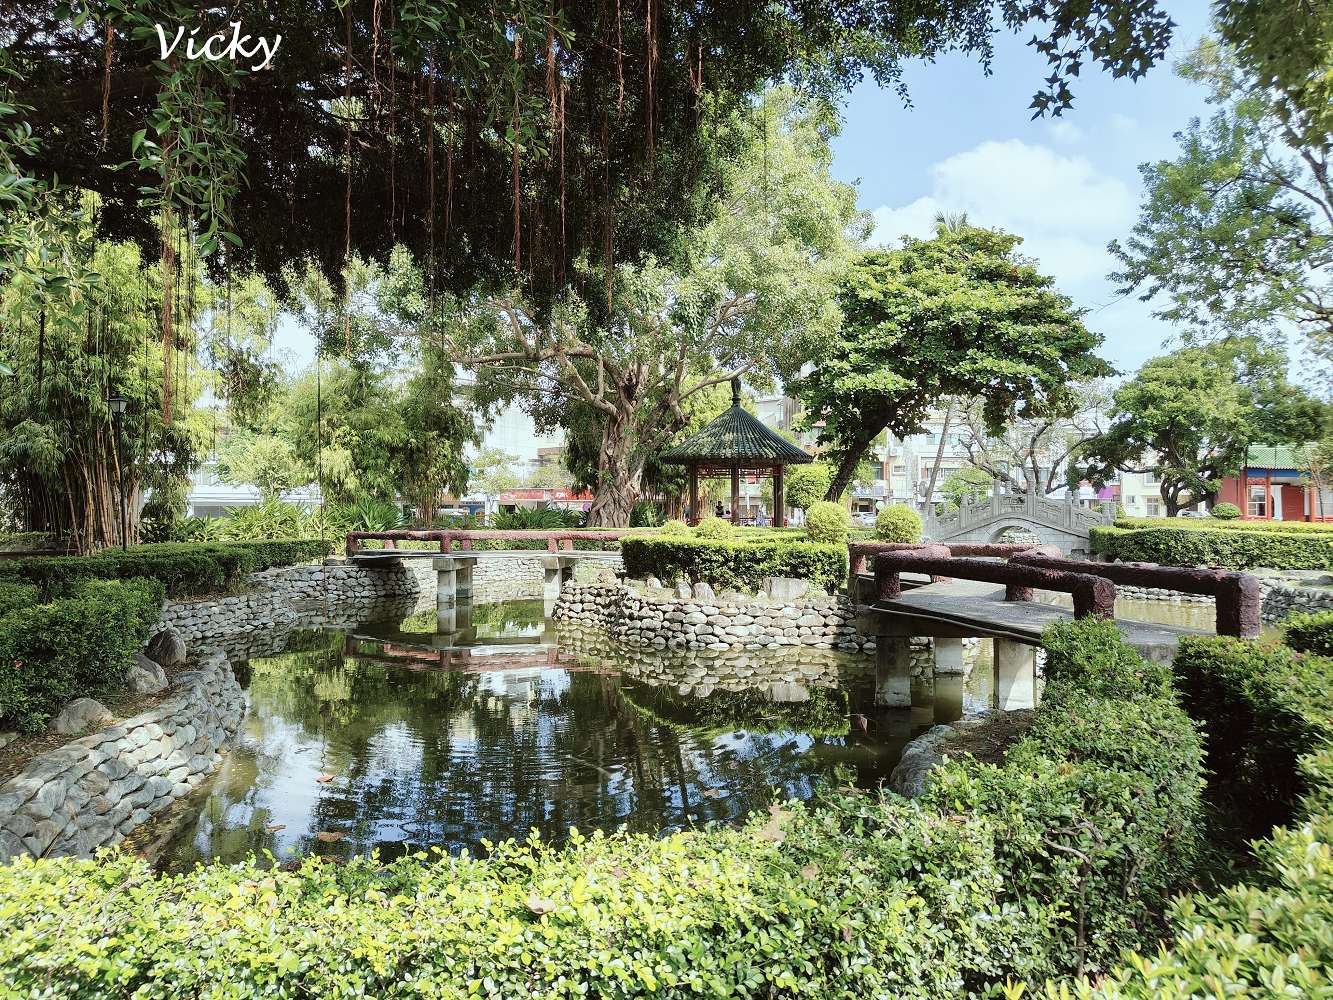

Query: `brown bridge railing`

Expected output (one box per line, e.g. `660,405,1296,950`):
345,529,630,555
850,540,1262,638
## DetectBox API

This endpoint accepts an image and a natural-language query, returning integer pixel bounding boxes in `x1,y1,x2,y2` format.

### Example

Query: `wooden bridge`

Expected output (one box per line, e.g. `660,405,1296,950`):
848,541,1261,712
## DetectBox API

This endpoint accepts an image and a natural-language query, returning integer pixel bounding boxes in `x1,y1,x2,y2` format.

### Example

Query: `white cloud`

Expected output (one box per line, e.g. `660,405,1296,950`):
1047,119,1085,145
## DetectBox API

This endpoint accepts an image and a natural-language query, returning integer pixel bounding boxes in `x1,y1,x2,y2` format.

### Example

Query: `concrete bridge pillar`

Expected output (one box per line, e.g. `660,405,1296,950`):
434,555,475,608
933,637,966,675
994,638,1036,711
874,637,913,708
541,556,576,613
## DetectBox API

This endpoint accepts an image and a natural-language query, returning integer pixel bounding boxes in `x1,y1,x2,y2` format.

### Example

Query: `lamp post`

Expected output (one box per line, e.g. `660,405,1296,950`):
107,391,128,551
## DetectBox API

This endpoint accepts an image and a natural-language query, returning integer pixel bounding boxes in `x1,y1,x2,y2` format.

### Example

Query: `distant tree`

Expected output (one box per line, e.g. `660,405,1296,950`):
468,448,521,516
940,467,993,510
1076,340,1325,515
785,464,834,512
1109,38,1333,377
215,432,312,500
793,223,1111,502
956,382,1111,496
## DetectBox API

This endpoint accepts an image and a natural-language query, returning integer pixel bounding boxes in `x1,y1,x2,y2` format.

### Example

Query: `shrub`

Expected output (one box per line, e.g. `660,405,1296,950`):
875,504,923,543
0,577,164,731
1090,523,1333,570
1114,515,1333,534
657,518,690,536
803,500,849,544
1283,609,1333,655
693,516,734,540
0,581,39,618
621,535,845,592
1210,501,1241,519
784,463,832,510
0,539,332,599
492,504,582,530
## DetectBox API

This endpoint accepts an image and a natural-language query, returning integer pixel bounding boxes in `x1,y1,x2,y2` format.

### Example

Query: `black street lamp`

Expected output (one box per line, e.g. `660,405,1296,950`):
107,391,128,551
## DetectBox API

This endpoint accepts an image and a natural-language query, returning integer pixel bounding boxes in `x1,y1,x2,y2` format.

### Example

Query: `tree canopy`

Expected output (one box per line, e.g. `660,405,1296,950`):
1076,339,1328,515
792,221,1112,501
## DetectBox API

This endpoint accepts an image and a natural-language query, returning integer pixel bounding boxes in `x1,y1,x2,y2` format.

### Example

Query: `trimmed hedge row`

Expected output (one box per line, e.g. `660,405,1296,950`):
1283,609,1333,655
0,577,164,732
1115,515,1333,534
620,535,847,592
1055,634,1333,998
1091,523,1333,570
0,539,332,598
0,619,1205,996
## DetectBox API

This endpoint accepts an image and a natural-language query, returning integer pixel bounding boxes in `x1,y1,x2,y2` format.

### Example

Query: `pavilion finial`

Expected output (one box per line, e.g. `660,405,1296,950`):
731,376,741,407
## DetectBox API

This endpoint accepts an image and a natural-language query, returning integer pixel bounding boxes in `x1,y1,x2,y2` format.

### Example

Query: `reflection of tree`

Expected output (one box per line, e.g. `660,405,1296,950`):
398,600,547,635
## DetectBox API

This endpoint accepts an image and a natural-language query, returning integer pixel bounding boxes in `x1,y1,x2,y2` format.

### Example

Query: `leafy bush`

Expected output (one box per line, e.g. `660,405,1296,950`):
803,501,849,544
492,504,582,530
1210,501,1241,519
630,501,662,527
875,504,923,543
784,462,832,510
0,581,38,618
657,518,690,536
1090,523,1333,570
693,516,734,540
0,577,164,731
621,535,846,592
0,540,332,599
335,495,407,532
1283,609,1333,655
221,497,310,540
1114,515,1333,534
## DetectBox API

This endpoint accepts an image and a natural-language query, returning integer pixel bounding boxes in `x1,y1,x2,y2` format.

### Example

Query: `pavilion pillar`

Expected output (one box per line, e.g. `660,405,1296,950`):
774,464,786,528
731,466,741,525
688,464,700,525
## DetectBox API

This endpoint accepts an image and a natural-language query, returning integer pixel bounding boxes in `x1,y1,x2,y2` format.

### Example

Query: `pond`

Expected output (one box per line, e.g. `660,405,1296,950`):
152,600,998,871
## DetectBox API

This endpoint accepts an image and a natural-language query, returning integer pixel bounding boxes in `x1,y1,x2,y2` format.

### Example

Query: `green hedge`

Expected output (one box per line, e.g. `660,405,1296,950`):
1091,523,1333,570
1281,609,1333,655
1056,636,1333,998
1114,515,1333,534
0,618,1207,995
0,577,164,732
0,539,332,599
621,536,847,592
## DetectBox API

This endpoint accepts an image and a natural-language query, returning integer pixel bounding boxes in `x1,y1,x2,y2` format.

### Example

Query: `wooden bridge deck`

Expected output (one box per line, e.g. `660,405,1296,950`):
859,579,1208,663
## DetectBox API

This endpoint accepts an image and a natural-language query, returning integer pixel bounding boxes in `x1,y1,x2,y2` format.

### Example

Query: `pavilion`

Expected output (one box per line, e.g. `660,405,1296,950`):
660,378,813,527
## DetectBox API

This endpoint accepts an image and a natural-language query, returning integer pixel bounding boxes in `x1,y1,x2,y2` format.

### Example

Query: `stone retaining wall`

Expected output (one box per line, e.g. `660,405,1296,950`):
1115,579,1333,624
0,650,243,862
470,556,546,602
552,581,867,651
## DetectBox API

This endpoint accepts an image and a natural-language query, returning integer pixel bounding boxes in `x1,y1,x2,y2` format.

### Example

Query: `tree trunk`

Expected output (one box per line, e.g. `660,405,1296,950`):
825,419,885,503
921,402,955,509
1162,482,1181,518
587,413,643,527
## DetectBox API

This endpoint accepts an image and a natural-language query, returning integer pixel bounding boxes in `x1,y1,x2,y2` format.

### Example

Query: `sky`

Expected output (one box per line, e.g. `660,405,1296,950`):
277,0,1236,379
830,0,1220,375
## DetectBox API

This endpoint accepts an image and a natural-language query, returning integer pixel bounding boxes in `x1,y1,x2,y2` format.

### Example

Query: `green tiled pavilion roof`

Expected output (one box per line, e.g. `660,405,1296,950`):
1245,444,1304,470
661,380,813,466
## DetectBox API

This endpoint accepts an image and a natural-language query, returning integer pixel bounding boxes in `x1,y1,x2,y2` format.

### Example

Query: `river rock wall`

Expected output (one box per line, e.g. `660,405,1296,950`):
1114,576,1333,624
0,651,243,863
552,582,867,651
470,556,545,602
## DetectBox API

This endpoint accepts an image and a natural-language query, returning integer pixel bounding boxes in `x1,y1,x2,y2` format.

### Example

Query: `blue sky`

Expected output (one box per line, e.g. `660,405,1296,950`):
832,0,1218,375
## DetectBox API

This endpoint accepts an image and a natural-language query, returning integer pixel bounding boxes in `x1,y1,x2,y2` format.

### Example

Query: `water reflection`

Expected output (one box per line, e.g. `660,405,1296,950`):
156,601,991,871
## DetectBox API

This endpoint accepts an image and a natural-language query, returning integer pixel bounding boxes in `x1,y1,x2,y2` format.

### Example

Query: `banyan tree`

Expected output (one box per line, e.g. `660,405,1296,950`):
660,378,812,527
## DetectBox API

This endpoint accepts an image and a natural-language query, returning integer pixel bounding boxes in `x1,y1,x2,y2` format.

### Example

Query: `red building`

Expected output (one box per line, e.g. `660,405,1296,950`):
1215,445,1331,522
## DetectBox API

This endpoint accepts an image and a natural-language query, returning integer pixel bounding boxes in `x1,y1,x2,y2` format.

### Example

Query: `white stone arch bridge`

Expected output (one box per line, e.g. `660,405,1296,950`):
921,492,1115,556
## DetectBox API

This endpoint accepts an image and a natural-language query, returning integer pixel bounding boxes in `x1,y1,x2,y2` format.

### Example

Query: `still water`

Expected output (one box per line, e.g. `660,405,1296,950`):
155,600,997,870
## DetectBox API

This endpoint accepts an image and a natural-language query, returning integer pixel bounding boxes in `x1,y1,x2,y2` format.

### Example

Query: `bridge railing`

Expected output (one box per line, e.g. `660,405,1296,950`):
870,546,1117,620
1009,552,1261,638
847,540,1055,598
346,529,630,555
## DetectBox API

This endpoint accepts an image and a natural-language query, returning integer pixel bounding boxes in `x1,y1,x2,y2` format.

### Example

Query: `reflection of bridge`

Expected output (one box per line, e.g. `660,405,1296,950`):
922,493,1115,555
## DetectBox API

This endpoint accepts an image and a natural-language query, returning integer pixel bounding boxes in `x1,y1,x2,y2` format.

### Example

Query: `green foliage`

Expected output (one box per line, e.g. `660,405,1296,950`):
875,504,923,543
492,506,582,531
214,431,312,499
803,501,849,544
0,540,331,599
621,536,846,592
0,581,38,618
1283,610,1333,656
1090,523,1333,570
939,466,992,509
1210,501,1241,519
784,463,833,511
692,517,735,540
1076,340,1320,514
220,498,310,541
333,496,407,533
1114,515,1333,534
0,577,163,731
629,502,662,528
657,519,691,536
794,222,1111,501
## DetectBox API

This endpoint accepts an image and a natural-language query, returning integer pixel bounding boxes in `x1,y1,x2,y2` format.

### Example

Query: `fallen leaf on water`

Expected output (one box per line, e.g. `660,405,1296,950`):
315,774,335,783
800,864,819,880
525,892,557,916
757,804,790,844
702,788,726,799
315,831,346,843
265,823,286,832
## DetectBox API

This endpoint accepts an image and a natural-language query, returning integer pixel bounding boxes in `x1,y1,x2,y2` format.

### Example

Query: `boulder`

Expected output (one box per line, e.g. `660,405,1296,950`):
763,577,809,602
126,654,168,695
49,698,112,735
690,581,716,601
145,628,187,667
674,580,692,599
